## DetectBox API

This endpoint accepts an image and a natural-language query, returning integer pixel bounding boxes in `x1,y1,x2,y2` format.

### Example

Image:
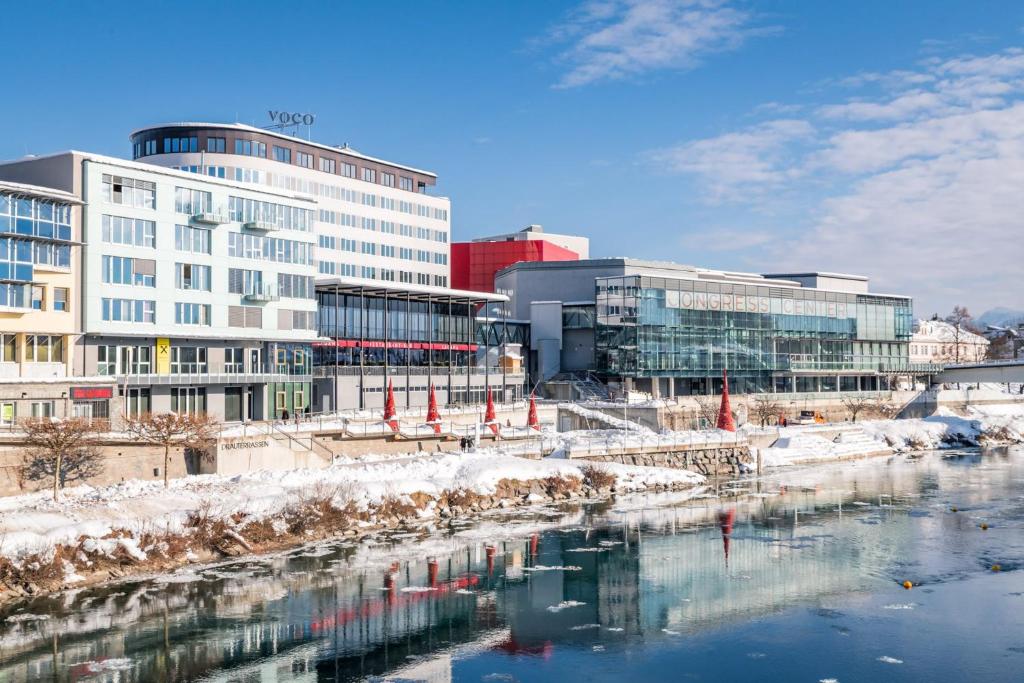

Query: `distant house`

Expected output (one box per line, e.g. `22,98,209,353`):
910,319,989,364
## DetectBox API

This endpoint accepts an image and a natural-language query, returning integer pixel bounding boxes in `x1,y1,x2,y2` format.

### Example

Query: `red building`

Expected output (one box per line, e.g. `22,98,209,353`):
451,225,587,293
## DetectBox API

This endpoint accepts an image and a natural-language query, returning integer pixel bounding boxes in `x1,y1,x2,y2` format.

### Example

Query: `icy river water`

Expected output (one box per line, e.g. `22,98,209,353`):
2,447,1024,682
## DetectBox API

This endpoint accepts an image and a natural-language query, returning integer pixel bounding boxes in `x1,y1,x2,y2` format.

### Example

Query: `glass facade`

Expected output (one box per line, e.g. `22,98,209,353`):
595,275,913,394
0,192,73,291
315,289,478,368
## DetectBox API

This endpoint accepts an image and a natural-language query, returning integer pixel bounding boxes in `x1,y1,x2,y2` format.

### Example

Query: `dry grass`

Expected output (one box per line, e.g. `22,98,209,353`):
580,465,616,490
544,474,582,496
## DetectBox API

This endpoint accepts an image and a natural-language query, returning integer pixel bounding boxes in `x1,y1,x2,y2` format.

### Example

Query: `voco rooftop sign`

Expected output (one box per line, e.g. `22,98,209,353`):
268,111,316,126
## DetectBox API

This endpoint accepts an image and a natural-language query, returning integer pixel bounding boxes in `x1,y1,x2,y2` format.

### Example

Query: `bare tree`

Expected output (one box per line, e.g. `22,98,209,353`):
693,396,720,429
21,417,105,500
126,413,218,487
841,395,873,423
750,395,781,427
945,306,973,364
867,397,900,420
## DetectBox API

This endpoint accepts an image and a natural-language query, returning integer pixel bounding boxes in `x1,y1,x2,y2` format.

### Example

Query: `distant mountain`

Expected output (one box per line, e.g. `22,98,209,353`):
977,307,1024,328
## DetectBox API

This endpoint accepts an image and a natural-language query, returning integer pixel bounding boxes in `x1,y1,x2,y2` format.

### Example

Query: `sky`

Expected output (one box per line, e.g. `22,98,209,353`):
2,0,1023,317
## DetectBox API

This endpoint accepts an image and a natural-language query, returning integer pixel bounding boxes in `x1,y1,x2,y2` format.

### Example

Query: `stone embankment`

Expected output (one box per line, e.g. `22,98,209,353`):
0,469,699,603
578,445,750,477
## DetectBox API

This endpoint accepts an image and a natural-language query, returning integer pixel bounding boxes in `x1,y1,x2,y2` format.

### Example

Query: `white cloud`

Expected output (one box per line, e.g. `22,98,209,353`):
649,45,1024,313
548,0,772,89
648,119,814,200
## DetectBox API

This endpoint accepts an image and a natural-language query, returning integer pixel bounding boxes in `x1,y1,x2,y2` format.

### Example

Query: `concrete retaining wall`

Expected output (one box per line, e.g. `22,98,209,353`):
580,445,750,477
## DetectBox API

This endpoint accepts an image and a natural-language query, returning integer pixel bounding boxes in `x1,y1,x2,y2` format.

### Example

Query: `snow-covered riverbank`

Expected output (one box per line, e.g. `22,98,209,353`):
757,404,1024,467
0,449,704,600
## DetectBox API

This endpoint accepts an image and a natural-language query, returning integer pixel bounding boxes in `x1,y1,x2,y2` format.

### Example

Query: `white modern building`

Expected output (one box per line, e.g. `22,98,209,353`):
127,123,451,289
910,319,990,364
0,152,319,423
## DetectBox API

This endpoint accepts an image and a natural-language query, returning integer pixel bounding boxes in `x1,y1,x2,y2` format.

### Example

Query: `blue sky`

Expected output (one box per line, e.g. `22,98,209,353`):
3,0,1023,316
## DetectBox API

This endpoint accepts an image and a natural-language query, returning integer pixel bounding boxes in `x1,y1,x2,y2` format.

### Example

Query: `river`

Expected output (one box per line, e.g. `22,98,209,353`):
1,447,1023,682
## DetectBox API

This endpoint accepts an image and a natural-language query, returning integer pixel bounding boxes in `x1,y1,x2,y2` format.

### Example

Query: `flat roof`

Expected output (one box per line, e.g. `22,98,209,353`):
0,179,81,204
762,271,870,282
129,122,437,179
316,275,508,303
497,257,911,300
0,151,319,204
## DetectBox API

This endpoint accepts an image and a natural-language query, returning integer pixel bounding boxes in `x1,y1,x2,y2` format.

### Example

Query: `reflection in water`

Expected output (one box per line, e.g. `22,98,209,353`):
1,447,1023,682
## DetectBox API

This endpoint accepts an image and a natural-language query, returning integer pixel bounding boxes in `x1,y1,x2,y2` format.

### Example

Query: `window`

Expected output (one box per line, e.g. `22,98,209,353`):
225,347,244,373
0,334,16,362
144,139,157,156
273,146,292,163
175,263,211,291
126,388,151,417
342,162,356,178
319,157,336,174
361,168,376,183
206,137,226,153
382,172,395,188
227,232,313,265
175,302,211,326
381,245,395,258
96,345,116,375
25,335,62,362
399,176,413,191
53,287,68,312
174,187,212,215
296,151,313,168
171,387,206,414
174,224,211,253
102,255,155,287
228,268,263,295
227,196,313,232
170,347,207,374
163,136,198,153
102,175,156,209
361,242,377,255
31,285,44,310
235,139,267,157
30,401,54,418
102,298,155,323
276,273,314,299
102,215,155,248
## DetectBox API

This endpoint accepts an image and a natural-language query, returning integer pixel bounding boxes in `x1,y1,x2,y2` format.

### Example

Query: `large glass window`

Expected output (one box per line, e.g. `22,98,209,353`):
101,298,155,323
102,215,155,248
25,335,62,363
234,139,267,157
227,196,313,232
272,146,291,163
170,347,207,373
171,387,206,414
228,268,262,295
174,224,211,253
102,255,155,287
102,174,156,209
175,263,211,291
174,187,212,215
175,302,211,326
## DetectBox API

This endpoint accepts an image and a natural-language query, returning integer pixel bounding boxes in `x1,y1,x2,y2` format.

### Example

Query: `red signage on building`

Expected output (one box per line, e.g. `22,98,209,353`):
312,340,478,351
70,387,113,400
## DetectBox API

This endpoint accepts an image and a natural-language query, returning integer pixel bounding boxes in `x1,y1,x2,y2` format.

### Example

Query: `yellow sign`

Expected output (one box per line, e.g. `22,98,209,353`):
156,338,171,374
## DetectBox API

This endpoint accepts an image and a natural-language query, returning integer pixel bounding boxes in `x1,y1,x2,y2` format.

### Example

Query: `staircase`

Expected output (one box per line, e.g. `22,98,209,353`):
549,371,610,401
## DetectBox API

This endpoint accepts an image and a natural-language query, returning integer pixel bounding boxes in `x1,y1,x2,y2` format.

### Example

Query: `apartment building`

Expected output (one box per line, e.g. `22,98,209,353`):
0,181,114,422
0,152,318,423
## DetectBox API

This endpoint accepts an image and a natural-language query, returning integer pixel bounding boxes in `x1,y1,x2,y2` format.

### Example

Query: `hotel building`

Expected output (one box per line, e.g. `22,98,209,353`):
0,152,318,422
127,122,526,412
127,122,451,290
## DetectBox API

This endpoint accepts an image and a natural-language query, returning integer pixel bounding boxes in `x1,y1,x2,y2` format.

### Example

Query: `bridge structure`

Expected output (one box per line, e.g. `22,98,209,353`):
934,360,1024,385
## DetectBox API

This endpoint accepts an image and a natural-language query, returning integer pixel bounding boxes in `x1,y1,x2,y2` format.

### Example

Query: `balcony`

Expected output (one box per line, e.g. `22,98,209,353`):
242,285,279,303
191,211,230,225
243,291,279,303
242,220,275,232
118,362,310,386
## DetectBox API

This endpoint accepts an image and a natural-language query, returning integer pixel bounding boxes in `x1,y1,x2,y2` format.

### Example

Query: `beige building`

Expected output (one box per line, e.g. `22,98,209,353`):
0,180,115,423
910,319,989,364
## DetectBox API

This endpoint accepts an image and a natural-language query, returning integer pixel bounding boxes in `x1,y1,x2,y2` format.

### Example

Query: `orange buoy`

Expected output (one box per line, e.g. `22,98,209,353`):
902,580,913,590
992,564,1002,572
950,507,958,512
980,523,989,530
